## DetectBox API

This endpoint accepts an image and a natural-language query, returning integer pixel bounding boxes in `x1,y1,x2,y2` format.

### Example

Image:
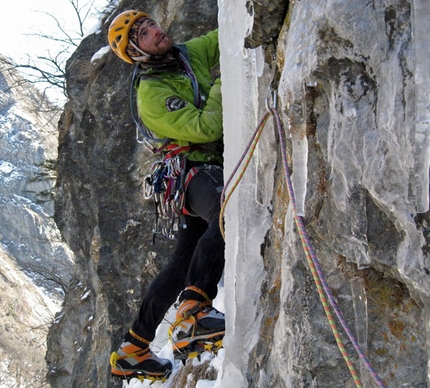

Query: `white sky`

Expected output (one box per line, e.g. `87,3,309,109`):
1,0,109,59
0,0,110,102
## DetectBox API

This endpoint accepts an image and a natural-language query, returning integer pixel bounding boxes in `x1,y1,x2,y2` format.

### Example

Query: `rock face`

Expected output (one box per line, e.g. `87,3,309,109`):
0,58,74,385
47,0,430,387
0,59,73,293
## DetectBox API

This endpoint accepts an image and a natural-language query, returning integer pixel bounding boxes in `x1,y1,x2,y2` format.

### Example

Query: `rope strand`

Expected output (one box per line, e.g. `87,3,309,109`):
270,105,385,387
219,111,270,239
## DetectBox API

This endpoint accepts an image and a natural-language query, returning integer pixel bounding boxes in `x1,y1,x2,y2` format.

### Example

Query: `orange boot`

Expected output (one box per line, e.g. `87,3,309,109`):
169,286,225,358
110,329,172,382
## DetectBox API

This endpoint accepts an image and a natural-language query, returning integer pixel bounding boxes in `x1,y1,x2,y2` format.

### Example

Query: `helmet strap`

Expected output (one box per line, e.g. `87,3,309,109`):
128,40,152,62
129,40,174,63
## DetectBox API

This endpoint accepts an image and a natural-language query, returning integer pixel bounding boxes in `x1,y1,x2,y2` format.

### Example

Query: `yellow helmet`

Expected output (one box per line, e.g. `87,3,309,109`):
108,10,150,64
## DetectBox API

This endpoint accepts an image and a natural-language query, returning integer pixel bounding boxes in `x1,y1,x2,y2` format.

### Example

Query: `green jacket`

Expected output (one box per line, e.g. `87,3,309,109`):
136,29,222,163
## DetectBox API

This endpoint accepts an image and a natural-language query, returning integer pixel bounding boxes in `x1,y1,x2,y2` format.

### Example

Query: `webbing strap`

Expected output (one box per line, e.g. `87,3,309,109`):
180,167,199,216
183,167,200,190
184,285,211,302
128,329,150,345
164,144,191,159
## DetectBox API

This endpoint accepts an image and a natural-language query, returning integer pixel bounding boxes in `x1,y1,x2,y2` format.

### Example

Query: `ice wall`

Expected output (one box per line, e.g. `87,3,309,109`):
412,0,430,213
216,0,276,386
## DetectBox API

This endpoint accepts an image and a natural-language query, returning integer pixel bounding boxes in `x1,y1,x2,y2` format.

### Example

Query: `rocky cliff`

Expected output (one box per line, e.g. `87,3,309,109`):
47,0,430,387
0,57,74,386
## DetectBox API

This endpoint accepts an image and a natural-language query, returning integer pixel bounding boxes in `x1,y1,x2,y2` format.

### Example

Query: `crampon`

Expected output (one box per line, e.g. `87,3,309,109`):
169,288,225,363
112,371,170,384
172,336,223,361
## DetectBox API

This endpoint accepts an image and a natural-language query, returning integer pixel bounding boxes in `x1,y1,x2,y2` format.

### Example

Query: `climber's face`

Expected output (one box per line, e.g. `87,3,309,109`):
137,19,174,57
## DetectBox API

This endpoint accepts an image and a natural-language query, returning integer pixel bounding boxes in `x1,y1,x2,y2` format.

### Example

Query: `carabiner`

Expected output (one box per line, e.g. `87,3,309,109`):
265,85,278,111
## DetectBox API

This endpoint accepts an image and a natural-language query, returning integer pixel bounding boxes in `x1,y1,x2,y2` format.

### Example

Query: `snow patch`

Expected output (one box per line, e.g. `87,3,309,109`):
91,45,111,64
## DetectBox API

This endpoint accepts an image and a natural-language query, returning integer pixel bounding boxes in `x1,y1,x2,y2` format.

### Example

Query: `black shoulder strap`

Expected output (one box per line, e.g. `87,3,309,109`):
176,44,202,109
176,44,190,62
130,63,169,153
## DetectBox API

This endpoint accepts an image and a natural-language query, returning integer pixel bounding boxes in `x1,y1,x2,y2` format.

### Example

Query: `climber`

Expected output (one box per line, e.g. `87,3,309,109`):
107,10,225,381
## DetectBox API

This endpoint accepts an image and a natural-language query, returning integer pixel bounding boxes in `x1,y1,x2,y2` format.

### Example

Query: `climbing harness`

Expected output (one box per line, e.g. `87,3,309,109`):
144,156,223,243
143,152,198,243
220,83,386,388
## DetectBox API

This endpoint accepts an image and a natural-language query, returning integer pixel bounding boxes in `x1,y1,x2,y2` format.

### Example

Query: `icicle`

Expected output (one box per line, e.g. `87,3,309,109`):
288,81,310,217
350,277,372,386
290,110,308,217
412,0,430,213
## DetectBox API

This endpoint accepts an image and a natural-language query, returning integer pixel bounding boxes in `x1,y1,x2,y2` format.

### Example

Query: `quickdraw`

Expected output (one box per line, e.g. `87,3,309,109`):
144,155,187,243
144,155,222,244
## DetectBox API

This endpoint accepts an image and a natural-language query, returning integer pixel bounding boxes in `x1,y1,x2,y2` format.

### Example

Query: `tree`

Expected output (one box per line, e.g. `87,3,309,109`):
0,0,108,106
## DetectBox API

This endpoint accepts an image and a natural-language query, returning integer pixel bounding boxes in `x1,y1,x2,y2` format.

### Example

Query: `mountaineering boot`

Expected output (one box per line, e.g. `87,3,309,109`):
169,286,225,358
110,329,172,382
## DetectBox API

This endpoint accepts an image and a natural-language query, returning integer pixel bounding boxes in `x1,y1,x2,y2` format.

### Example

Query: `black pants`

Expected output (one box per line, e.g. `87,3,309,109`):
132,165,225,341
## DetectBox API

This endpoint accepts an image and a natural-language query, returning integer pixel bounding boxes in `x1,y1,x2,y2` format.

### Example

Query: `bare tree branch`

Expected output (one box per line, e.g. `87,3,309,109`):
1,0,105,106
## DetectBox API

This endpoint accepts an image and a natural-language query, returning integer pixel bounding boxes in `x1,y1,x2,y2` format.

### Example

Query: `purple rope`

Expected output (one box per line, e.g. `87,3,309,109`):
221,112,270,206
270,106,386,388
